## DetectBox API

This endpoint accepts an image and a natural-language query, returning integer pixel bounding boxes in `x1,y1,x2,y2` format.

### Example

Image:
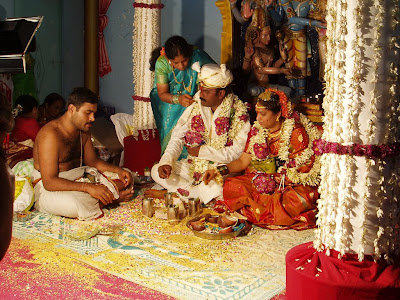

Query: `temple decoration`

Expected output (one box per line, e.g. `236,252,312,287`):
99,0,112,77
131,0,163,140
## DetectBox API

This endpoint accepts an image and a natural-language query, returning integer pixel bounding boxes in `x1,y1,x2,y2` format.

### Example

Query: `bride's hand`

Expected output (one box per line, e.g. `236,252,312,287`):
203,169,218,185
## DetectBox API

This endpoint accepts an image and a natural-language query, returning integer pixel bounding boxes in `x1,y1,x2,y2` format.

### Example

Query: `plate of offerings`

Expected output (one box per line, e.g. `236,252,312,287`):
186,213,251,240
64,223,100,241
97,222,124,235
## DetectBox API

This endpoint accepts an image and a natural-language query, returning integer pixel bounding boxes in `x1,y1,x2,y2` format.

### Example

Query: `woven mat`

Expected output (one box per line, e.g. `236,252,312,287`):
11,196,315,300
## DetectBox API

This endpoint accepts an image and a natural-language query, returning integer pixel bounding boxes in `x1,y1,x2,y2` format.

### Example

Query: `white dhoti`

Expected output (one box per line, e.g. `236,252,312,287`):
33,166,120,220
151,161,222,204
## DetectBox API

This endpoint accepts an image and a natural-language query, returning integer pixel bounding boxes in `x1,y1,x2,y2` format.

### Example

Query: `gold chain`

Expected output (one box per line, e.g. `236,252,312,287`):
172,68,193,94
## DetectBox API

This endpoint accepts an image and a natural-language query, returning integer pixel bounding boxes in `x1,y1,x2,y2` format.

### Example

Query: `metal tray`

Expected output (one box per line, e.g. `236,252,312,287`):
186,215,251,240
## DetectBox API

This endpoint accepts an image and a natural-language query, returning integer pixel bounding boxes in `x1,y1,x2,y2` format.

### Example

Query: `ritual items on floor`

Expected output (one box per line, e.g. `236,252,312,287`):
187,213,251,240
140,192,251,240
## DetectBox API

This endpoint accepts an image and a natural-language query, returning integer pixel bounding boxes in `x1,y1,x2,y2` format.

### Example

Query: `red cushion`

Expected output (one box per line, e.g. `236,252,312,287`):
286,242,400,300
123,129,161,175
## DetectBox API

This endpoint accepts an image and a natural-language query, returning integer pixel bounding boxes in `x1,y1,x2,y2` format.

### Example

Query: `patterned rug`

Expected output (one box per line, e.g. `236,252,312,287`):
7,196,314,300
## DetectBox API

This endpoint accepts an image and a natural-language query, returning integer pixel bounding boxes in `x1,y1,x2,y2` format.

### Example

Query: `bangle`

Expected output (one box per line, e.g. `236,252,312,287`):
243,57,252,62
217,165,229,176
171,94,180,104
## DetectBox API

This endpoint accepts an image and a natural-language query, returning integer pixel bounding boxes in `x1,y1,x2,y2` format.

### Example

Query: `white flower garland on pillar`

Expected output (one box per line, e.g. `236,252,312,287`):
314,0,400,262
132,0,163,140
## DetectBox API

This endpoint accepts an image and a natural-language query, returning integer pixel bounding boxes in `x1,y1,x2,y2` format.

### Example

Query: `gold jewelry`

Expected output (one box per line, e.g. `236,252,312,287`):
171,94,180,104
268,128,281,139
243,56,252,62
171,68,193,93
255,103,267,109
276,115,280,122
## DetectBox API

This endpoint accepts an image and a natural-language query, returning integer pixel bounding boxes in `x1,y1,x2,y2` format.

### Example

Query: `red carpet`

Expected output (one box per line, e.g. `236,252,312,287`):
0,237,175,300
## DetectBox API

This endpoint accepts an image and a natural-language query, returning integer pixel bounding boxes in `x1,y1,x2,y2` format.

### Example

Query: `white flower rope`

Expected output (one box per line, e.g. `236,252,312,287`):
351,0,367,260
315,0,400,262
132,0,162,139
314,0,339,255
384,1,400,261
370,0,385,259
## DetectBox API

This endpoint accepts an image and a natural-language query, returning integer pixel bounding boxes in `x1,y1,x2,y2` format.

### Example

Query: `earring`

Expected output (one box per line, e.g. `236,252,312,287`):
276,115,280,122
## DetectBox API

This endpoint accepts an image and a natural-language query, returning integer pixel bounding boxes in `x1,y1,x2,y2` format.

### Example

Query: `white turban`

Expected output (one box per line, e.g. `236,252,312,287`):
192,62,233,88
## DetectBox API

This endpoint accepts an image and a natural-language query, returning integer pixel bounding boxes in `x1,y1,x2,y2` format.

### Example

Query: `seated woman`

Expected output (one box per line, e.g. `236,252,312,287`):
203,89,321,230
38,92,65,126
150,35,215,157
7,95,40,168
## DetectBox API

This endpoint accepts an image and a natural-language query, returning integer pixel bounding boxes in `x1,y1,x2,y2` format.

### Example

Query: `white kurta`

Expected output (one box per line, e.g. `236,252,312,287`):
152,92,251,203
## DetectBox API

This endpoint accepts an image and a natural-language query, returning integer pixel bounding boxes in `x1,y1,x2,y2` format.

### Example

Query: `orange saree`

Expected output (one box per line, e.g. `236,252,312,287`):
223,119,320,230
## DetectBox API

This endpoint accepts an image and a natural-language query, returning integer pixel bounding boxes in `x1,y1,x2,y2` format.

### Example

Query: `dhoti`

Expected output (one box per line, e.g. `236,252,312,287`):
32,166,120,220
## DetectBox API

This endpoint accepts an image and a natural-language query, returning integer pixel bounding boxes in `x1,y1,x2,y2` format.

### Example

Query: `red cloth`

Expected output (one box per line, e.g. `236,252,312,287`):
223,175,318,230
222,122,319,230
10,117,40,142
123,129,161,175
286,242,400,300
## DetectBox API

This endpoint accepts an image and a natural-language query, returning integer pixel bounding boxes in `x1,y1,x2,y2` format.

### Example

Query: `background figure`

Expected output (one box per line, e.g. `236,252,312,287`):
7,95,41,168
242,22,292,99
308,0,327,82
0,93,15,261
149,36,215,158
230,0,283,29
38,92,65,126
277,0,326,97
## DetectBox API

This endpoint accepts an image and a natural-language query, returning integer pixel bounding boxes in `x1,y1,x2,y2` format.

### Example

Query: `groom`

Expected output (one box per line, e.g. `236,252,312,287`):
146,63,250,204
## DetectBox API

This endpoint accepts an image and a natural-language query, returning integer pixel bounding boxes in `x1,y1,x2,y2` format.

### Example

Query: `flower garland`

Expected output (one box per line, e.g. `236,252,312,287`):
185,93,249,185
131,0,161,139
246,121,270,161
313,140,400,159
248,113,321,187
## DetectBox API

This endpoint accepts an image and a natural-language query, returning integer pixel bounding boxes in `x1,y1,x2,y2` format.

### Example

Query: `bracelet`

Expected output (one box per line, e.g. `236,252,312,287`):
171,94,180,104
243,57,252,62
217,165,229,176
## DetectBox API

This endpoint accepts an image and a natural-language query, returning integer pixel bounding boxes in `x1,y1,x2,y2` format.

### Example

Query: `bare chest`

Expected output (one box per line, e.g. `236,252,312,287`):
59,136,82,164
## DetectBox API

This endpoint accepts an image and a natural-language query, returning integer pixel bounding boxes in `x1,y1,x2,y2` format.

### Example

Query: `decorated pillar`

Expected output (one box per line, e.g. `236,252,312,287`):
124,0,164,175
285,0,400,298
131,0,163,138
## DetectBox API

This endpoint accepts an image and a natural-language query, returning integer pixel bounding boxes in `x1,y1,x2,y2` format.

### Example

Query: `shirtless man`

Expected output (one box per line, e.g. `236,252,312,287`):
33,87,133,220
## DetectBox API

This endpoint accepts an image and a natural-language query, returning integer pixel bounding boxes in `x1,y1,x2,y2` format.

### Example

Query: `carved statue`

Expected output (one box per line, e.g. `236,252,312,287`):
276,0,326,97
